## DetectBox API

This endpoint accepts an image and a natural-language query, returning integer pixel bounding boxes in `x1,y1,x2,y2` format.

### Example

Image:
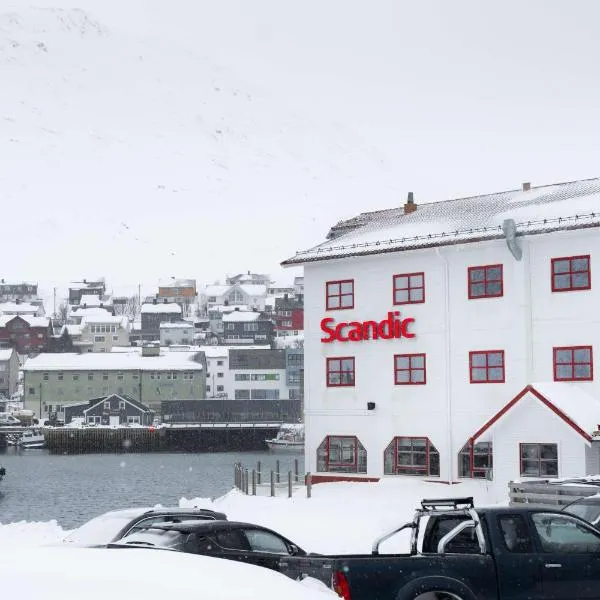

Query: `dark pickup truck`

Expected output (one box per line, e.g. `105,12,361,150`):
278,497,600,600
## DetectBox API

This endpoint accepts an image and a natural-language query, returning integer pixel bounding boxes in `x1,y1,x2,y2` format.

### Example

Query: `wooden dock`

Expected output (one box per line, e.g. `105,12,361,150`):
43,425,281,454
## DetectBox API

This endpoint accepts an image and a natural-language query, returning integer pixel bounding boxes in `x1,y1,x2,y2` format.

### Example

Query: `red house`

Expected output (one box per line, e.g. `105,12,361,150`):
273,295,304,335
0,315,52,354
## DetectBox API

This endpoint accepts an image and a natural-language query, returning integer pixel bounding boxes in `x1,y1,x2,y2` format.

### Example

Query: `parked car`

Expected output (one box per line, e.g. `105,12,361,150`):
0,412,21,426
562,494,600,527
63,507,227,547
110,520,310,575
277,497,600,599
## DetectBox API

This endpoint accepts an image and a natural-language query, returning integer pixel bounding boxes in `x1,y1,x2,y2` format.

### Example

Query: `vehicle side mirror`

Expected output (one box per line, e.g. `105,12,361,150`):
288,544,300,555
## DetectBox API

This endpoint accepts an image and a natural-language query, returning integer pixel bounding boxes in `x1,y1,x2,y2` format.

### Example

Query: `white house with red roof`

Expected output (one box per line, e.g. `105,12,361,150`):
283,177,600,493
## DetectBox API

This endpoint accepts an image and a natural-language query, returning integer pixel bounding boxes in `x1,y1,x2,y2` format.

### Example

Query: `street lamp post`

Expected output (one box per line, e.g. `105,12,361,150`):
38,382,42,422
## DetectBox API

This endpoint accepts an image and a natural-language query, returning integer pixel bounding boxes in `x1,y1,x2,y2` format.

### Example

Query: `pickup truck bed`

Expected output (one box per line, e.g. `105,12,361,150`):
277,497,600,600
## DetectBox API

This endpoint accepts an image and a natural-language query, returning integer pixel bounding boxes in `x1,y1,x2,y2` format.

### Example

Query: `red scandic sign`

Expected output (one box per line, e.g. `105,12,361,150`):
321,311,415,343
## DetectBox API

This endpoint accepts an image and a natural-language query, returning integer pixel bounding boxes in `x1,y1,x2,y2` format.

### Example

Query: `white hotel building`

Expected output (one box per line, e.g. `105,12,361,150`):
283,178,600,495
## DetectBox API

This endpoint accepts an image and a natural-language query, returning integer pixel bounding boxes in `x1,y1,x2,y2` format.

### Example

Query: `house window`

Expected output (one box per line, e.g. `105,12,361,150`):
384,437,440,476
72,374,79,381
394,354,426,385
217,360,224,366
43,372,49,381
520,443,558,477
317,436,367,473
282,320,292,327
393,272,425,305
217,373,224,378
553,346,593,381
244,323,258,332
95,336,105,342
469,350,505,383
57,372,64,381
113,336,119,342
29,387,35,395
117,372,124,381
468,264,503,299
206,385,211,392
103,401,110,410
88,373,93,381
326,357,355,387
325,280,354,310
235,389,250,399
119,401,125,410
87,416,101,424
127,416,141,424
235,374,250,381
216,385,224,392
551,255,591,292
458,441,493,479
226,323,235,331
103,372,109,381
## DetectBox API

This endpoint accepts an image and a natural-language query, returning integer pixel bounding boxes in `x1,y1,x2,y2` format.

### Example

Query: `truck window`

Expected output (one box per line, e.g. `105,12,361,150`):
498,515,532,553
422,515,480,554
532,513,600,553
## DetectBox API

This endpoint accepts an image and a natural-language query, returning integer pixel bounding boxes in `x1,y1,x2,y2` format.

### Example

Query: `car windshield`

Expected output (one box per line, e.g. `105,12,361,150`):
119,529,185,549
63,514,141,545
563,499,600,524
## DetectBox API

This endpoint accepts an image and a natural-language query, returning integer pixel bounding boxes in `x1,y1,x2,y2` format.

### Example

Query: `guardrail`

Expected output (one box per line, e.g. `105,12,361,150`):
234,460,312,498
508,479,600,507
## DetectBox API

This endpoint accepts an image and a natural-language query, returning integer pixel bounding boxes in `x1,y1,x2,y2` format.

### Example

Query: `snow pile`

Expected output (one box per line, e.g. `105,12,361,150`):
0,546,337,600
0,519,69,548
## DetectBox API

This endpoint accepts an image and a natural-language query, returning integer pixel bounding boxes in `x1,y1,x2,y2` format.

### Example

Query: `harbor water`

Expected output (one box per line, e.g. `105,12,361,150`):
0,448,304,529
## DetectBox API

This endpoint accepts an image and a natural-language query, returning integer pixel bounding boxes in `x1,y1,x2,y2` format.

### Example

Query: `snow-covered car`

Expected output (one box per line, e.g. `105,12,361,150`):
62,507,227,547
562,494,600,527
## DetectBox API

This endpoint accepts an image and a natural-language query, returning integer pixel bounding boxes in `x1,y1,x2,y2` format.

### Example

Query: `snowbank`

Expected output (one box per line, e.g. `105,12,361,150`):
0,546,336,600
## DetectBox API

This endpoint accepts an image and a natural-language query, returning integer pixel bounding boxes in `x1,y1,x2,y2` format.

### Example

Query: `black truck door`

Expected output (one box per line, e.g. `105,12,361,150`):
241,528,297,572
530,512,600,600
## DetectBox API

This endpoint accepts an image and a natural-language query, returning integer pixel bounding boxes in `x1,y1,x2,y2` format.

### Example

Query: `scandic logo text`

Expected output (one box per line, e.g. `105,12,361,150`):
320,311,415,343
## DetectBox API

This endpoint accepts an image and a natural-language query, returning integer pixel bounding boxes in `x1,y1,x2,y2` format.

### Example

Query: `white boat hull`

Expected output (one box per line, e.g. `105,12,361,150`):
266,439,304,453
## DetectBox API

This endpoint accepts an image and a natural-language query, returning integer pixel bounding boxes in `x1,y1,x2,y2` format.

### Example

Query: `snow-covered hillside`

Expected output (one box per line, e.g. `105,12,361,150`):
0,1,396,294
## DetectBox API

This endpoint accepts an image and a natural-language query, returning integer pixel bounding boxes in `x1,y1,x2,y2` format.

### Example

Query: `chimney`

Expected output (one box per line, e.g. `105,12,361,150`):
404,192,417,215
522,182,531,191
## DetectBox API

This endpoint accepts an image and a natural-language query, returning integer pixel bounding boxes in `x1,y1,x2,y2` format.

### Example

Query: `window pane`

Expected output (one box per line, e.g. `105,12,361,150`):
328,296,340,308
395,370,410,383
573,348,591,363
413,453,427,466
412,438,426,449
327,283,340,295
556,364,573,379
572,273,589,288
487,267,502,280
555,350,573,363
540,444,557,459
245,530,289,554
397,452,412,466
341,282,353,294
487,352,503,367
341,371,354,385
521,460,540,476
498,516,532,553
488,367,503,381
471,353,486,367
471,368,487,381
410,355,424,369
328,359,340,371
486,282,502,295
341,359,354,371
395,290,409,304
328,373,341,385
411,370,425,383
409,288,424,302
395,276,408,289
553,260,570,273
540,461,558,476
340,294,353,307
409,274,423,287
397,438,412,451
572,258,589,272
521,445,539,459
574,364,591,379
553,274,571,289
532,514,600,554
470,283,486,297
470,269,485,282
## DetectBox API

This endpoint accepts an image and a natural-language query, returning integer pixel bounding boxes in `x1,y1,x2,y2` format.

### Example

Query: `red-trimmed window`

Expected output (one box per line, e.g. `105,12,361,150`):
469,350,505,383
326,280,354,310
468,264,503,299
394,353,426,385
553,346,593,381
551,255,591,292
326,357,355,387
384,437,440,476
520,443,558,477
317,436,367,473
458,441,493,479
393,272,425,305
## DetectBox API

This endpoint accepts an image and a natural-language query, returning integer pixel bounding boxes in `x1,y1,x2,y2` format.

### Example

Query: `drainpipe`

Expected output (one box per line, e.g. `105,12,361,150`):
435,247,454,483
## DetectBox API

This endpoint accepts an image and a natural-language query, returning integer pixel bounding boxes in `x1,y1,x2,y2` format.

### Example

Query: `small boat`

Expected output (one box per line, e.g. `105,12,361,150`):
17,427,46,449
265,424,304,453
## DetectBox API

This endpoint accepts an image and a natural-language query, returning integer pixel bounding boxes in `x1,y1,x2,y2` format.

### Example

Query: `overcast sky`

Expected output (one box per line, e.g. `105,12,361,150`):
3,0,599,307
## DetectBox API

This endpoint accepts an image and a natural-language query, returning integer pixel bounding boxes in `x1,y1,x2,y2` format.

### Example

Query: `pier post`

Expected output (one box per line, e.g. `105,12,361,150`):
257,461,261,485
244,468,249,495
294,459,299,483
276,460,280,483
251,469,256,496
270,470,275,497
306,473,312,499
288,471,292,498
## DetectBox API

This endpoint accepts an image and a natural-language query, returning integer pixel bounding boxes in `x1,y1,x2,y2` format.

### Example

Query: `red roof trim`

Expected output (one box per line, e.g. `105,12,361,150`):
471,384,592,443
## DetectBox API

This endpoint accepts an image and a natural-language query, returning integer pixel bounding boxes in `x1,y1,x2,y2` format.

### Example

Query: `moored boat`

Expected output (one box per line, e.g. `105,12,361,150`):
265,424,304,453
17,427,46,449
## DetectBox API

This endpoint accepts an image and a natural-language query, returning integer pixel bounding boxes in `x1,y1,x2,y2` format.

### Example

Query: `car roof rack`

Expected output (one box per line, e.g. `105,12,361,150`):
420,497,475,511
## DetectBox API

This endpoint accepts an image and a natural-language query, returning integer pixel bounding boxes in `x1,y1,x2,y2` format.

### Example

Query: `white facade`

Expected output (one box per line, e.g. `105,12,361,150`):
298,217,600,492
79,316,130,353
203,283,266,312
160,322,194,346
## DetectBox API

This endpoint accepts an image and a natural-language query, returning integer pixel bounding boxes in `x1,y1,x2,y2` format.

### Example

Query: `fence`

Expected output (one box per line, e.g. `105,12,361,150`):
508,479,600,507
234,459,313,498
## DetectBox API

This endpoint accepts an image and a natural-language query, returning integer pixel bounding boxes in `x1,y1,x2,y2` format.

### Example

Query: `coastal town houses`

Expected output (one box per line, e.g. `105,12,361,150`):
22,345,206,415
68,279,106,306
0,315,52,355
0,280,40,304
64,394,154,426
202,282,267,312
157,278,197,317
282,177,600,493
160,322,194,346
67,315,130,353
273,294,304,338
0,348,18,399
141,300,182,341
222,309,274,346
0,300,45,317
226,272,271,286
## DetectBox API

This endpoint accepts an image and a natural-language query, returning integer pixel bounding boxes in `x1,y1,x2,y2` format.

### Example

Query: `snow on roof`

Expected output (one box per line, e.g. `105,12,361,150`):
82,315,127,326
158,278,196,288
70,307,112,317
159,322,192,329
222,311,262,322
208,304,250,314
0,315,49,328
204,285,231,296
283,177,600,265
141,302,182,314
23,351,203,372
0,348,14,361
0,302,39,314
66,324,83,336
239,284,266,296
79,294,112,307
